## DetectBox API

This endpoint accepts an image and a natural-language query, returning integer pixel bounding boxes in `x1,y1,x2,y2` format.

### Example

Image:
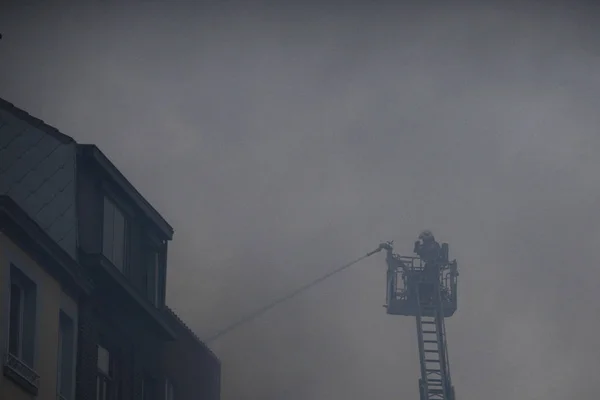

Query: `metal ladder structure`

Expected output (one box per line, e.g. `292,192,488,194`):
415,278,454,400
374,238,458,400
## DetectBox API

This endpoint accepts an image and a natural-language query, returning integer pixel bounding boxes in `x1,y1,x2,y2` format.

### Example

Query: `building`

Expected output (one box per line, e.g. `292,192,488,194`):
75,143,180,400
0,98,84,400
162,307,221,400
0,195,92,400
0,98,220,400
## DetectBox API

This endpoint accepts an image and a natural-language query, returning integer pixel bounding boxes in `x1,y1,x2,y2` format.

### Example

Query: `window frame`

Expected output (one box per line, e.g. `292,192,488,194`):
7,265,37,367
146,249,161,307
96,344,115,400
145,235,166,308
164,377,175,400
57,310,76,400
102,195,130,274
4,264,40,394
142,372,157,400
8,280,25,358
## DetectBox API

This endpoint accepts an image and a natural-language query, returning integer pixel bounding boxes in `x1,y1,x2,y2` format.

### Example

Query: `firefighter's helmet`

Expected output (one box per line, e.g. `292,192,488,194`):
419,230,435,242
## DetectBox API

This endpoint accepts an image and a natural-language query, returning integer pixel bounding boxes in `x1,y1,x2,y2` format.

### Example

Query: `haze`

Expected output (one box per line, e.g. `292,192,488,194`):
1,2,599,399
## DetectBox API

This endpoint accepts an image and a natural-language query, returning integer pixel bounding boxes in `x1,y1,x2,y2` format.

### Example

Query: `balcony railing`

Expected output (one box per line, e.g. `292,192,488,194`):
3,352,40,392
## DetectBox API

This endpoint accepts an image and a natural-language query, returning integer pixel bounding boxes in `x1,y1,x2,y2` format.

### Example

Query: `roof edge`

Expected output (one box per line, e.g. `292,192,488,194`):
79,144,174,239
0,195,93,294
0,97,75,144
163,306,220,366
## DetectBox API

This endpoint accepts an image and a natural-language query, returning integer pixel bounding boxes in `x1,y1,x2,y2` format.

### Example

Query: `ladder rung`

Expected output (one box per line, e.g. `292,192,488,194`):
422,321,436,325
425,359,439,363
428,378,442,383
426,369,441,373
424,350,439,353
424,340,438,343
423,330,437,334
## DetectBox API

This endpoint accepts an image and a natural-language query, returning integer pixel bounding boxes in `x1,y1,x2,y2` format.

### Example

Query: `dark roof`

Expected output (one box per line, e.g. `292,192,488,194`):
78,144,174,239
163,306,220,367
0,195,93,295
0,97,75,144
0,96,174,240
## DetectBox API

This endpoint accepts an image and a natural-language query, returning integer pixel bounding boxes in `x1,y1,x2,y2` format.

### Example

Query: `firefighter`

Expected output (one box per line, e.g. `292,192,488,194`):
413,230,441,304
414,230,441,264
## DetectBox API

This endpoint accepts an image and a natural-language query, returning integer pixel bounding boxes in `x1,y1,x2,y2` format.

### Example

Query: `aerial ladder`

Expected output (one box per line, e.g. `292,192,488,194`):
369,234,459,400
205,229,459,399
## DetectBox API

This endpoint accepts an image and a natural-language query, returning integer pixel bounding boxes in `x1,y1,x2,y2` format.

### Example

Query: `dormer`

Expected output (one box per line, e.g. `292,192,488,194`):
76,144,175,339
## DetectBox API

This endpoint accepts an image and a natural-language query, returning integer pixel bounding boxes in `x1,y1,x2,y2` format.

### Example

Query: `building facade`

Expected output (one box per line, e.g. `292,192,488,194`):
0,196,91,400
162,308,221,400
0,98,220,400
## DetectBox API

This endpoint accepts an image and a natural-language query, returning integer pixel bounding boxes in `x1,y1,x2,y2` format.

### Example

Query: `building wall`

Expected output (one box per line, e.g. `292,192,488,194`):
0,233,79,400
163,311,221,400
74,298,98,400
0,109,77,259
75,294,168,400
163,337,221,400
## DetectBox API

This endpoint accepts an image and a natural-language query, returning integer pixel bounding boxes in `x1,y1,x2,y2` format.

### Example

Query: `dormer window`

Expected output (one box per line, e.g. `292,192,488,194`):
144,235,166,308
102,196,128,272
147,250,160,306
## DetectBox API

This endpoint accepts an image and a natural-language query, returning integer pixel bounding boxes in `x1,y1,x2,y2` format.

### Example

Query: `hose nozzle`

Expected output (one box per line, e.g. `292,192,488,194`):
366,241,393,256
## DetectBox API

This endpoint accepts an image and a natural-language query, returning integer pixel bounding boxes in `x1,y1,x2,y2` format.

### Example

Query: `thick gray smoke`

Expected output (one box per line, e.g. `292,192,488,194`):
1,2,599,399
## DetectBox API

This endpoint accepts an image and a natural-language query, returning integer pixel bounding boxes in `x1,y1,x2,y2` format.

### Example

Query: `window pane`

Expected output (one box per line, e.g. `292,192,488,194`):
57,322,63,393
155,254,160,304
97,375,109,400
113,207,126,271
147,252,159,305
8,283,22,356
58,312,75,399
143,375,156,400
9,268,37,367
103,197,115,261
97,345,110,375
165,379,174,400
103,196,128,272
22,285,37,366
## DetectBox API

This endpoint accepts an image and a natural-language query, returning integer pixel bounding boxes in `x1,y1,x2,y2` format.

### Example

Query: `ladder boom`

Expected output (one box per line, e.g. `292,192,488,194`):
416,279,454,400
376,237,458,400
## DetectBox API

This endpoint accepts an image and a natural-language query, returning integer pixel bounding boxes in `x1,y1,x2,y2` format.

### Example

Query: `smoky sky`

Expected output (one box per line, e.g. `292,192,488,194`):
2,2,600,399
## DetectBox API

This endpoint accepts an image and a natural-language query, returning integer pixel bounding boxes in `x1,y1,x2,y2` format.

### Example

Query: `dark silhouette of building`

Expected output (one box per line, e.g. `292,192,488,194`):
0,97,220,400
162,307,221,400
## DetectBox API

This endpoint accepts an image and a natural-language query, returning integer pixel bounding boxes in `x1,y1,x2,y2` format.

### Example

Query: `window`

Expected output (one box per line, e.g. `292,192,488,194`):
57,311,75,400
142,374,156,400
8,265,37,366
164,378,175,400
146,251,161,306
8,282,24,356
96,345,113,400
103,197,128,272
4,265,39,392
